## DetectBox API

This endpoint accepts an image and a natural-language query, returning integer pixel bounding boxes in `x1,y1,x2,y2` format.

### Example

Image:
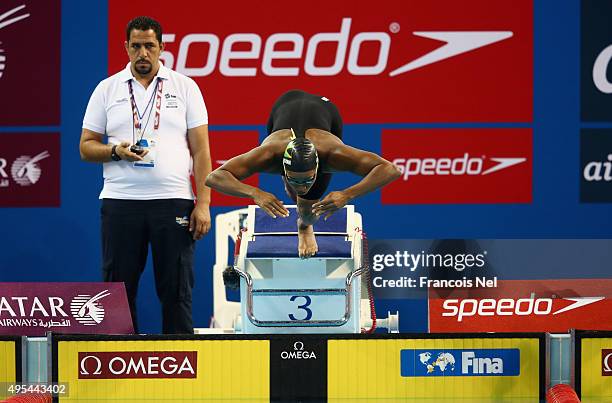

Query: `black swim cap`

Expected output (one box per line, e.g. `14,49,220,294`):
283,137,318,173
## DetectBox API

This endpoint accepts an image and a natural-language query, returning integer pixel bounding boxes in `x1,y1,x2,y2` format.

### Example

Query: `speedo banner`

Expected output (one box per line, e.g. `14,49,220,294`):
429,279,612,333
108,0,533,124
575,331,612,400
382,128,533,204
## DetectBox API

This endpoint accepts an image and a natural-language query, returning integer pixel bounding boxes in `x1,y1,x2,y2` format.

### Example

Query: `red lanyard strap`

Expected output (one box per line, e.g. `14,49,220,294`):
153,79,163,130
127,78,163,132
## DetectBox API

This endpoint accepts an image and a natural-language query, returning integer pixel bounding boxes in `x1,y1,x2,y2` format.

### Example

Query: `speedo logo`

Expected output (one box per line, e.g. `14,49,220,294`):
393,154,526,180
442,297,605,322
160,18,513,77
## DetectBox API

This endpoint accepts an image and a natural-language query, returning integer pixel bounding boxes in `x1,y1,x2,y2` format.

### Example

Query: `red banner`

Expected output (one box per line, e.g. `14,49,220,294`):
428,279,612,333
0,133,60,207
78,351,197,379
0,283,133,336
209,130,260,206
0,1,60,125
108,0,533,124
604,350,612,376
382,128,532,204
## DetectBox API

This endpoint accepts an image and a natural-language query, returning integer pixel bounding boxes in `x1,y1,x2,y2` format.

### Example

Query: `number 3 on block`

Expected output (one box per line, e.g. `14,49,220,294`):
288,295,313,321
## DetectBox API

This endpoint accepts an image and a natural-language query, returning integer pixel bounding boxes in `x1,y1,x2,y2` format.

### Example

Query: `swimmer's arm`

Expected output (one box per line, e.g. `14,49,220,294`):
313,146,400,217
205,145,290,217
330,145,401,200
205,146,273,198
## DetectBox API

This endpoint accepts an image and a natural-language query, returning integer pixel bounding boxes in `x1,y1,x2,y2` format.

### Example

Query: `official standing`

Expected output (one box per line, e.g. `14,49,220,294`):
79,16,211,334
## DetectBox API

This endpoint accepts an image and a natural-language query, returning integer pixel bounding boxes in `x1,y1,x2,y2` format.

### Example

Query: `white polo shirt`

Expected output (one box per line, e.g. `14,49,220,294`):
82,62,208,200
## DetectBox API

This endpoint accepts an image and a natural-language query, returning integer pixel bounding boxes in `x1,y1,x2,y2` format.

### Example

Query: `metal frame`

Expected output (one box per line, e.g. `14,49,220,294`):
205,205,399,334
233,260,365,327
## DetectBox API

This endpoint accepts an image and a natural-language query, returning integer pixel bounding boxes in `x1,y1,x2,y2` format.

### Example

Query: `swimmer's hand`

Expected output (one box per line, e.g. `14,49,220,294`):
312,191,349,220
253,189,290,218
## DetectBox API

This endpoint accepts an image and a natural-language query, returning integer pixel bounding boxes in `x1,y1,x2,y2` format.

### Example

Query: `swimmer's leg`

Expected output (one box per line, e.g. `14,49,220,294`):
296,196,319,258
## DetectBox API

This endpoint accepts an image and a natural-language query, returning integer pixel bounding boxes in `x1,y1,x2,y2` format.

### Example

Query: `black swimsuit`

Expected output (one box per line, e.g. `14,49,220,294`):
266,89,343,200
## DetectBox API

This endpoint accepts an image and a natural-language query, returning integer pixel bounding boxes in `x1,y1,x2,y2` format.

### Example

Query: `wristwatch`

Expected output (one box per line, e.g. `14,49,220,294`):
110,145,122,161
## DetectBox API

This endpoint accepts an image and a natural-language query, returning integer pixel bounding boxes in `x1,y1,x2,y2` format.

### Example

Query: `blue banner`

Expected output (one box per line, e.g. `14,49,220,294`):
400,348,520,377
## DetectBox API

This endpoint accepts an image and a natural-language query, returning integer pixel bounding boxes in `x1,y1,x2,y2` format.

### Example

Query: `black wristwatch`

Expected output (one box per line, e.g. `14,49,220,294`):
110,145,122,161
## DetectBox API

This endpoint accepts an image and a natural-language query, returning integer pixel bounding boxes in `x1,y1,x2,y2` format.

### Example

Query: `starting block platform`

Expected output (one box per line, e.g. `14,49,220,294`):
237,205,363,333
207,205,398,334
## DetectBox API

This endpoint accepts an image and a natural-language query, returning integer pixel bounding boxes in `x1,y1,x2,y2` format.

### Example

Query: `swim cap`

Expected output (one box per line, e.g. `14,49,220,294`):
282,137,318,173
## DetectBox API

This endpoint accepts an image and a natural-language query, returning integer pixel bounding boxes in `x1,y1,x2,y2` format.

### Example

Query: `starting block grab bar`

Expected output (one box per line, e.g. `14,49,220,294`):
233,263,366,327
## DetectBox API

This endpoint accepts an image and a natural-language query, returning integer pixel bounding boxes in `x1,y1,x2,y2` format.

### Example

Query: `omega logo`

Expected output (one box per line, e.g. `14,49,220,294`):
280,341,317,360
79,355,102,375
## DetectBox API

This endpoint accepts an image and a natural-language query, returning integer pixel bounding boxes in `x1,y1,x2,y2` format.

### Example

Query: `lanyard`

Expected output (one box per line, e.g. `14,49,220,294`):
128,78,164,142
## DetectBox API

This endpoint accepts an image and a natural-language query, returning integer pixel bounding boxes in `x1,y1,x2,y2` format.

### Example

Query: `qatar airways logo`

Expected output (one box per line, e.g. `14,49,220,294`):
159,18,513,77
0,151,51,188
70,290,110,326
0,291,110,327
442,297,605,322
393,154,527,180
0,4,31,79
78,351,197,379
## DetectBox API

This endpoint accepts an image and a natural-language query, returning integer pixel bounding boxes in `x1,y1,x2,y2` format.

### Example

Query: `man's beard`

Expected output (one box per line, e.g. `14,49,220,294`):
135,61,152,75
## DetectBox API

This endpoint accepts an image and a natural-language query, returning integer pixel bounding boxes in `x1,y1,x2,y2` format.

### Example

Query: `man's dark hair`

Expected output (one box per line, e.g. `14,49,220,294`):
126,16,162,44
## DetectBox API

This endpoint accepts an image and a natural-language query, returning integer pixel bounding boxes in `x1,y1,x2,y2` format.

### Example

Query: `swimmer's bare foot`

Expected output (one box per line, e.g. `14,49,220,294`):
297,221,318,258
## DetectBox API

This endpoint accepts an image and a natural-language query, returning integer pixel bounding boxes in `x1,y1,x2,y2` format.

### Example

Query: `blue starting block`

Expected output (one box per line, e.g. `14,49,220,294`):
234,205,365,334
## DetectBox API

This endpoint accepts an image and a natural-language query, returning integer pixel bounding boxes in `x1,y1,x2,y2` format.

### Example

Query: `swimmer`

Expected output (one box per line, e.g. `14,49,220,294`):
206,89,400,258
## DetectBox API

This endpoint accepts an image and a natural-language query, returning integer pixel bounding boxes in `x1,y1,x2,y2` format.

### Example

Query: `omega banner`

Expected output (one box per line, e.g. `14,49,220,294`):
0,283,133,336
575,331,612,400
53,333,544,401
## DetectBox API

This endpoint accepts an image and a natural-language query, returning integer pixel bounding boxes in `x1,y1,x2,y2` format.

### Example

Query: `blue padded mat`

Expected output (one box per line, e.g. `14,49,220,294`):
246,235,351,258
254,207,347,233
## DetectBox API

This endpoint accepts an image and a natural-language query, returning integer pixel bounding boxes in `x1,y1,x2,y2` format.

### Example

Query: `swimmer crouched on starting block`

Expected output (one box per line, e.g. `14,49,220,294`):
205,90,401,258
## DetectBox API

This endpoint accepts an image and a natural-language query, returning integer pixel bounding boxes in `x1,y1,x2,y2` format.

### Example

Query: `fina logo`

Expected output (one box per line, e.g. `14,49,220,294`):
10,151,50,187
0,4,31,79
280,341,317,360
70,290,110,326
419,351,455,374
401,348,520,377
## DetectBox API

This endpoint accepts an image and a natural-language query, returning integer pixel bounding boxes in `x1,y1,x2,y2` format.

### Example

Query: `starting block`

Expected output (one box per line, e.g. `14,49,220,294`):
236,205,363,333
202,205,399,335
